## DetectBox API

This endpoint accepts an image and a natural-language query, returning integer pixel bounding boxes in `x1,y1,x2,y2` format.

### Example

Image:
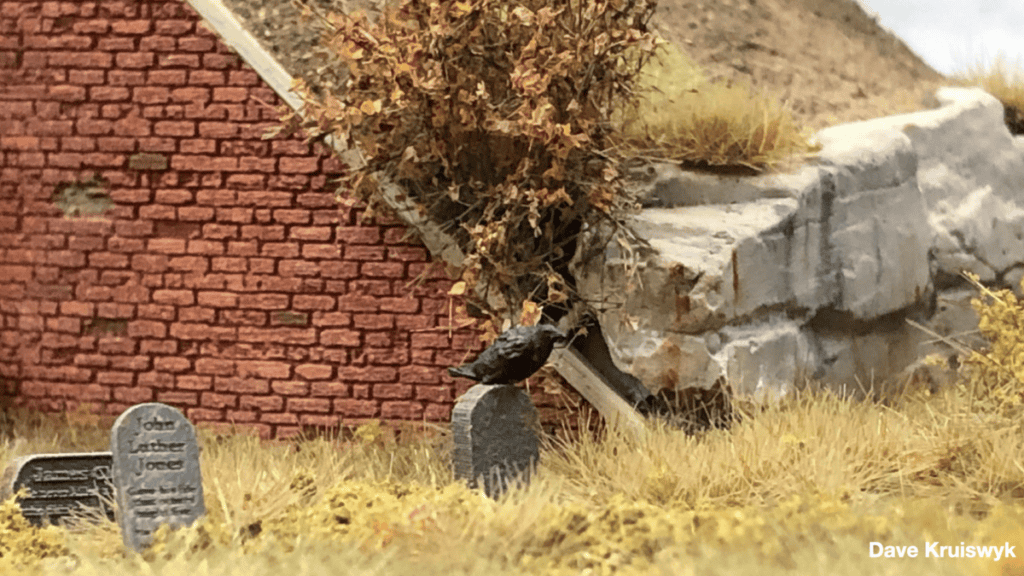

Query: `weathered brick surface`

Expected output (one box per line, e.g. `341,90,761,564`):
0,0,583,439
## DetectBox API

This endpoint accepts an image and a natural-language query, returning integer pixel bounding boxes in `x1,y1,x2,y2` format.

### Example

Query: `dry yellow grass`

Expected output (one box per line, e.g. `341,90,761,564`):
954,55,1024,134
3,380,1024,575
6,277,1024,574
613,39,818,172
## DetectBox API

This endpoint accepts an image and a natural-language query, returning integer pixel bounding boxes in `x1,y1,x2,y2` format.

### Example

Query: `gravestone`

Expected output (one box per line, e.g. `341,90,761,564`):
0,452,115,526
452,384,540,498
110,403,205,552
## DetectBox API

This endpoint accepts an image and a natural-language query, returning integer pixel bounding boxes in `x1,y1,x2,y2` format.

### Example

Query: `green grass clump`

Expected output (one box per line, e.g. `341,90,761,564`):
613,39,817,172
954,55,1024,134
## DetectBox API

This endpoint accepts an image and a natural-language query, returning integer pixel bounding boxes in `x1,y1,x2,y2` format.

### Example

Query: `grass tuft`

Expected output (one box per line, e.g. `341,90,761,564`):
953,54,1024,134
612,40,818,172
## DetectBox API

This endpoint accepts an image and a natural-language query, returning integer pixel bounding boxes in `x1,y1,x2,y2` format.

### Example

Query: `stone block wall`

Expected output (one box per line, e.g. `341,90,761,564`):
0,0,577,438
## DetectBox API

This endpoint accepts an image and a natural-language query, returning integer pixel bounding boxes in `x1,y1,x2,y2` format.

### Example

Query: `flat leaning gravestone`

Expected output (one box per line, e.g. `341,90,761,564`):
0,452,115,526
452,384,540,498
110,403,205,552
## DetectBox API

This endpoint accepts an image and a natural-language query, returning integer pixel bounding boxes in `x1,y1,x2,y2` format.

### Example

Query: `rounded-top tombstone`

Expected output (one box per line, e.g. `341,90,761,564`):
452,384,540,498
110,402,205,552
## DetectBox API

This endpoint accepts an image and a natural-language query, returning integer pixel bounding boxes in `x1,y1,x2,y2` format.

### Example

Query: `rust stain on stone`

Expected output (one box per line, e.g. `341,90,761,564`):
731,248,739,300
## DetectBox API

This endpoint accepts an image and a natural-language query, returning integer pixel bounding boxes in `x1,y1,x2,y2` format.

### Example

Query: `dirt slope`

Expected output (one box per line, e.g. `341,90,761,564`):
220,0,948,131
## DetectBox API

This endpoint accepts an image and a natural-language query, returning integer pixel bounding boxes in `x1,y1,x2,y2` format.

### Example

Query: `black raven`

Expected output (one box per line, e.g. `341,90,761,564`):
448,324,568,385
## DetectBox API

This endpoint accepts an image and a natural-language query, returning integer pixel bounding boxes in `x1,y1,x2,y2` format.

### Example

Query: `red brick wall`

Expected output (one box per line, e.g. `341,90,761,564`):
0,0,582,438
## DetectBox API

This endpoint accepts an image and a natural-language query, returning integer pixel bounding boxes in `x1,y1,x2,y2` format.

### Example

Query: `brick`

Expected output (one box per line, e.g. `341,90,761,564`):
110,19,151,34
49,51,112,68
98,137,136,153
344,246,385,261
138,370,176,389
115,52,154,68
197,291,237,308
60,301,94,316
154,356,191,373
381,401,424,420
237,327,315,345
113,386,154,404
134,86,171,104
237,156,276,173
226,241,257,256
228,70,258,86
321,261,359,279
152,289,193,305
178,37,215,52
96,371,135,386
154,120,195,137
337,227,381,244
337,295,380,312
147,238,186,254
414,386,452,403
307,382,346,397
200,392,236,409
200,375,263,396
293,295,335,311
139,35,176,52
373,384,414,399
88,252,128,268
138,303,175,321
74,19,111,34
187,240,224,255
197,121,237,138
196,358,234,376
48,85,87,102
221,310,266,326
155,20,193,36
266,380,306,396
168,256,208,272
239,395,282,411
147,69,188,85
301,243,340,259
179,306,215,323
171,155,238,172
177,375,213,391
279,156,319,174
112,114,151,137
295,364,333,380
321,329,360,347
177,206,215,221
154,189,192,204
156,391,198,405
289,226,332,242
186,408,224,422
211,87,248,102
234,360,290,379
108,70,145,86
398,364,442,385
261,414,298,427
170,323,235,341
333,399,379,417
287,398,330,413
188,70,224,85
361,262,404,278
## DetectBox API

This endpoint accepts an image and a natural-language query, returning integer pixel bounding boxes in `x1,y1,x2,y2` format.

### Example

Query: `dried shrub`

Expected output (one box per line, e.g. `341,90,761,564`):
278,0,661,319
957,272,1024,413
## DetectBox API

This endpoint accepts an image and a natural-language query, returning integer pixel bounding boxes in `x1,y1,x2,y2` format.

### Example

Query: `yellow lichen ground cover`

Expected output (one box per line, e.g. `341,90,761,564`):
6,276,1024,575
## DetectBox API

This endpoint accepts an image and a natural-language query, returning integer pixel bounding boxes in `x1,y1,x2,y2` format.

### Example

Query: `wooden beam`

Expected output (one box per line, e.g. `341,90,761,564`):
188,0,650,439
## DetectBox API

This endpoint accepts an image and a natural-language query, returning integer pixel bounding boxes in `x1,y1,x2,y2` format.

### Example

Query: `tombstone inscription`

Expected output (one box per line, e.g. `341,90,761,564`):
452,384,540,498
0,452,115,526
110,403,205,552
